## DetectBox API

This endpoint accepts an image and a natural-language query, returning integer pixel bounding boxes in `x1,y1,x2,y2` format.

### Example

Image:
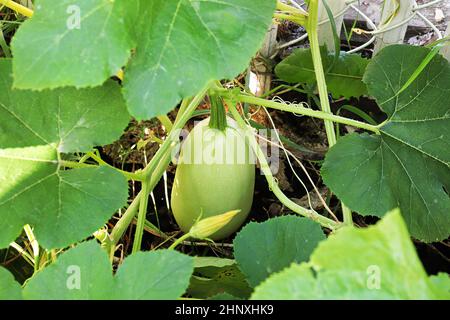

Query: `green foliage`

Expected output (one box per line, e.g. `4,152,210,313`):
208,292,241,300
275,47,369,98
11,0,132,89
0,267,22,300
0,59,130,153
251,210,449,300
429,273,450,298
0,59,130,249
322,45,450,242
233,216,325,287
0,0,448,302
12,0,277,119
20,241,194,299
187,257,252,299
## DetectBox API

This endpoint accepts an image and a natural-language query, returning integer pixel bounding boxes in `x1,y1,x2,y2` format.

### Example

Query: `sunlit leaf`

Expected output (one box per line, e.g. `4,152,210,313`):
23,241,194,299
275,47,369,98
252,210,446,299
0,59,130,249
12,0,277,119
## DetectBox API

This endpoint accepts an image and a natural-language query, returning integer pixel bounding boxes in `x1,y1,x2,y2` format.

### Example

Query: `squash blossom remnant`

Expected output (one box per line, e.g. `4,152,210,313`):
189,210,241,240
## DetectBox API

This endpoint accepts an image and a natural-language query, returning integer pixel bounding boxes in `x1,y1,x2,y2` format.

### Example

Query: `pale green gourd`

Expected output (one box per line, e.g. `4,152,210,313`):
171,117,255,240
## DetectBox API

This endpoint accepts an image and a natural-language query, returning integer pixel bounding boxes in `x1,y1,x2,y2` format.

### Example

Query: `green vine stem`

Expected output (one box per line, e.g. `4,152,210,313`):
213,90,380,134
225,99,340,230
168,233,191,250
132,180,149,253
307,0,337,146
139,83,210,182
130,86,210,251
108,111,209,247
307,0,353,226
176,97,193,121
59,157,144,181
9,242,34,266
276,0,308,15
23,224,39,272
130,150,173,251
275,0,307,25
0,0,33,17
110,193,142,244
109,84,211,249
86,152,145,181
157,114,173,132
273,13,306,26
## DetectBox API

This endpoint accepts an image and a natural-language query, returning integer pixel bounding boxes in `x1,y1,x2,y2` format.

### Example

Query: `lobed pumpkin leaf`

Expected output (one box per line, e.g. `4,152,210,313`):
11,0,133,90
0,59,130,249
0,267,23,300
275,47,369,98
321,45,450,242
12,0,277,119
251,210,448,300
22,241,194,299
233,216,325,287
429,273,450,298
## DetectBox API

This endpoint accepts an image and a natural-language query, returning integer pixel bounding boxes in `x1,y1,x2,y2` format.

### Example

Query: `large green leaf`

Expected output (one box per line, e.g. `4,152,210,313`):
113,250,194,299
0,59,130,249
12,0,277,119
275,47,369,98
429,273,450,298
322,45,450,242
251,210,448,300
233,216,325,287
23,241,194,299
0,267,22,300
1,60,130,152
11,0,133,90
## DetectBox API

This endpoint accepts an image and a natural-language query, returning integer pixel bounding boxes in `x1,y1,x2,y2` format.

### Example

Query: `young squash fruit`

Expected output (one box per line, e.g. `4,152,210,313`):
171,114,255,240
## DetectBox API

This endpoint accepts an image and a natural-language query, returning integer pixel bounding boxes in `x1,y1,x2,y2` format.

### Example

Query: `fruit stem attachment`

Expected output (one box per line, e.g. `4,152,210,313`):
209,95,227,131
